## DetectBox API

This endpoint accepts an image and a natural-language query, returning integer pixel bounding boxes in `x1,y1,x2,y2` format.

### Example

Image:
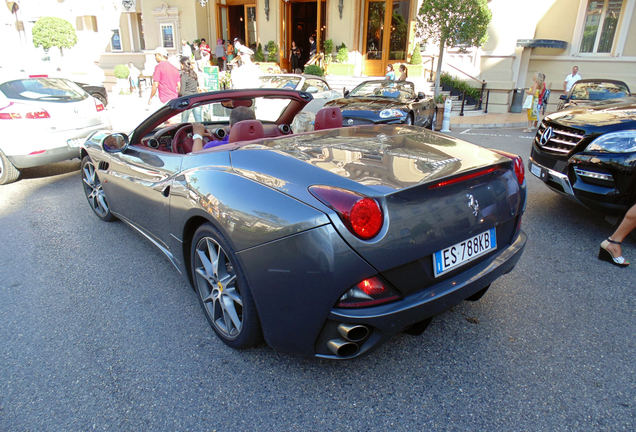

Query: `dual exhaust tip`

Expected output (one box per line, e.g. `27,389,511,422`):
327,323,370,357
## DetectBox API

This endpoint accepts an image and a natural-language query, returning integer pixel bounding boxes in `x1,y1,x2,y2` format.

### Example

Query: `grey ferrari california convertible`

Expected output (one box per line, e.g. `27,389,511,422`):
80,89,527,359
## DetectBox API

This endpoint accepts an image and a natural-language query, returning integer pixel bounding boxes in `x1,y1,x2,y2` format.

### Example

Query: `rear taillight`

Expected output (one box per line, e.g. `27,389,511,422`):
0,102,50,119
309,186,383,240
336,276,401,308
490,149,525,185
94,97,105,112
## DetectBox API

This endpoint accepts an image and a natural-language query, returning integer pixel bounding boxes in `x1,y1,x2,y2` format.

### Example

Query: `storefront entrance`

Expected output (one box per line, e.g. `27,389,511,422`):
281,0,326,72
217,2,257,50
363,0,411,77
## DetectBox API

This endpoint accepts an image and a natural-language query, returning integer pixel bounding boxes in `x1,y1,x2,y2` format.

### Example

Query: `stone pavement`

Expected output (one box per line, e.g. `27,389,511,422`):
104,90,534,132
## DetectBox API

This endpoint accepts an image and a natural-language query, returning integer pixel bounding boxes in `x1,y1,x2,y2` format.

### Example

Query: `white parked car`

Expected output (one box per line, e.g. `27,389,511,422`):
258,74,342,114
0,75,112,184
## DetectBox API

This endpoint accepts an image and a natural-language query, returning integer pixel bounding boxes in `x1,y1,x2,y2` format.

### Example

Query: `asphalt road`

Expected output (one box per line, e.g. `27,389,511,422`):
1,128,635,431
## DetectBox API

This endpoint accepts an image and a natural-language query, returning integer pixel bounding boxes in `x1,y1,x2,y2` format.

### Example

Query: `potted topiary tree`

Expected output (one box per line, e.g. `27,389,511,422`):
254,43,265,62
408,43,425,78
329,42,354,76
113,64,130,95
256,40,279,74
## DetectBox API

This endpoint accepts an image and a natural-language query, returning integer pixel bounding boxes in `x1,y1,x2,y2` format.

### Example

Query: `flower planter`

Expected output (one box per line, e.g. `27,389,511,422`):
405,64,425,78
328,64,355,76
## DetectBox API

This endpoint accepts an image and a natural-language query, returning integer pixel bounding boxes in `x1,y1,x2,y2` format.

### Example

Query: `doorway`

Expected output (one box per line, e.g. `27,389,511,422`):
363,0,411,77
281,0,325,72
218,3,257,50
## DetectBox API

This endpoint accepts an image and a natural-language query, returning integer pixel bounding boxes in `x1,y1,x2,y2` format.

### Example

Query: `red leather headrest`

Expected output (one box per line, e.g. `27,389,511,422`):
229,120,265,143
314,107,343,130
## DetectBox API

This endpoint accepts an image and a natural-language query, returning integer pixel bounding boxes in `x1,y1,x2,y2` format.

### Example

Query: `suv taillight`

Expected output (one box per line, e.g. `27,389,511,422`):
94,97,105,112
309,186,383,240
0,102,50,119
490,149,525,185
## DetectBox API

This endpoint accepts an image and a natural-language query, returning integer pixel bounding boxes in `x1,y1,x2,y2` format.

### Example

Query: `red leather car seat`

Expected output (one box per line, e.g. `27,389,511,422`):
314,107,342,130
229,120,265,143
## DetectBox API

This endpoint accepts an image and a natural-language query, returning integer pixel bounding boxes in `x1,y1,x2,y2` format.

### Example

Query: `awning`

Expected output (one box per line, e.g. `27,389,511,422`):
516,39,568,49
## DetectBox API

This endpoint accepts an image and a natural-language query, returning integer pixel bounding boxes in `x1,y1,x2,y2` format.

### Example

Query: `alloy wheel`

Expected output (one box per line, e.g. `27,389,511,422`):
194,237,243,339
82,159,110,218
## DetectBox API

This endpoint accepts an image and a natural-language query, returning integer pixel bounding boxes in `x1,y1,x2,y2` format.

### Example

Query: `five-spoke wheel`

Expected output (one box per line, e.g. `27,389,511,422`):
81,155,115,222
192,223,262,349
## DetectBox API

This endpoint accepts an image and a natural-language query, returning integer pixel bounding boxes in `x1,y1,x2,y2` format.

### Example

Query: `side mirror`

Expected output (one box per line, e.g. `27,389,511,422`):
343,89,350,97
559,94,567,100
418,92,426,100
306,86,319,93
103,133,129,152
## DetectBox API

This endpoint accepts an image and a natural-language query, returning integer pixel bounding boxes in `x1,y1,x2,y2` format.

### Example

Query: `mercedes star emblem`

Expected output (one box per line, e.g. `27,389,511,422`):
540,126,553,146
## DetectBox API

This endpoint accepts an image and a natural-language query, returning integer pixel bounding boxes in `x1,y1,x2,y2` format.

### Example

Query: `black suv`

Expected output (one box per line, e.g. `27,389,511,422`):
529,98,636,216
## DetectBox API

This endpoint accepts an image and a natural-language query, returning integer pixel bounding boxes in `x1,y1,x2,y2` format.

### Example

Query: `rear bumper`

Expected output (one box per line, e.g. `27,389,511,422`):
5,119,111,169
319,231,527,359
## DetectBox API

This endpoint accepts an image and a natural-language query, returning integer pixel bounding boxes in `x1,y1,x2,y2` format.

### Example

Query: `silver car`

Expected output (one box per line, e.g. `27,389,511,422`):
258,74,342,114
0,75,112,184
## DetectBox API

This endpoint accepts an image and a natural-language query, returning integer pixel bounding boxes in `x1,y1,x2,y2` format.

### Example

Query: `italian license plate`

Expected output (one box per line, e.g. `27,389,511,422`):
67,138,86,148
433,228,497,277
530,162,547,181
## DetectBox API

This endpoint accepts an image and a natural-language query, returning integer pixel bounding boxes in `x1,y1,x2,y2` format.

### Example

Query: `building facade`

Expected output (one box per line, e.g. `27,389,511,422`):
3,0,634,113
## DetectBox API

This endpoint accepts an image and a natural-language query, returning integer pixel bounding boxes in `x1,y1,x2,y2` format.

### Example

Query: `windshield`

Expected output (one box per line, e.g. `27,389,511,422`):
0,78,88,102
349,81,415,100
258,76,301,90
155,96,294,130
570,82,630,101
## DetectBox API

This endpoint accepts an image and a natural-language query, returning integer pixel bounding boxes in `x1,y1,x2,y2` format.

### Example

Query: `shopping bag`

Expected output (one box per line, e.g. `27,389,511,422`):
522,95,533,110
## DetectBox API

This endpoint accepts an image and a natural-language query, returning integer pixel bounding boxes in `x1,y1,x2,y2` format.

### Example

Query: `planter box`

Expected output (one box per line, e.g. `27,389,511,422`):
406,64,425,78
328,64,355,76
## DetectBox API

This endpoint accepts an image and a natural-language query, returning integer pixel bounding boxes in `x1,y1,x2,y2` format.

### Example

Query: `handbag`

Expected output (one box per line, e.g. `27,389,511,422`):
522,94,533,110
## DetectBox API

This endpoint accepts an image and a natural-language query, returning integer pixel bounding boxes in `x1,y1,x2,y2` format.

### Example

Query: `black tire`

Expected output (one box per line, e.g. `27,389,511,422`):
191,223,263,349
92,93,108,107
0,149,20,185
428,109,437,131
466,284,490,302
404,113,413,125
81,155,116,222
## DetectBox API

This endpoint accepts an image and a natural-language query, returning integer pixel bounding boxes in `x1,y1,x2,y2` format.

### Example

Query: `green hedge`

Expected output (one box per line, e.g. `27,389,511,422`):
113,64,129,79
304,65,324,77
440,72,481,100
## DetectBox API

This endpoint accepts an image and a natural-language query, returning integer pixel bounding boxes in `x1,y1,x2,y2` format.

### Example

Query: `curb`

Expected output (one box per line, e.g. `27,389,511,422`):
450,121,528,129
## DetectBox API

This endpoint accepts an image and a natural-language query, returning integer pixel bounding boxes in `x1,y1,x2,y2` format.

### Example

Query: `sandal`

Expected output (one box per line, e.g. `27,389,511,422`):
599,237,629,267
523,128,532,133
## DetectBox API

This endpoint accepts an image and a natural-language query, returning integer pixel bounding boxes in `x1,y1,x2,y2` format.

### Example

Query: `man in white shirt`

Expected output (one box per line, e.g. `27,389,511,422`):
563,66,581,93
181,40,192,58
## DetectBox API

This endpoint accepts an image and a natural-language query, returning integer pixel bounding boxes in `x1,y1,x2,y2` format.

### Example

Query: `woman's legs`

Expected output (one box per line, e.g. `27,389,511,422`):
606,203,636,258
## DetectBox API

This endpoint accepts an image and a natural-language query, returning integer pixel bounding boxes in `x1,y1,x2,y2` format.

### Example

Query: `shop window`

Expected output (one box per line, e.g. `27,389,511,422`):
110,29,123,52
160,23,175,49
579,0,623,53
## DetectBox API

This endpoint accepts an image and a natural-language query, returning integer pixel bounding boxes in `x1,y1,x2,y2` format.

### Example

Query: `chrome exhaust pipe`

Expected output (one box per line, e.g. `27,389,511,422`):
327,339,359,357
337,323,370,342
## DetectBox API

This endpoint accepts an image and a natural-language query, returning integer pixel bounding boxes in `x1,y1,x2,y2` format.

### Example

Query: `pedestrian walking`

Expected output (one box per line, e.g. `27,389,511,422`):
181,39,192,58
563,66,581,93
178,57,202,123
148,47,180,107
290,41,301,73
